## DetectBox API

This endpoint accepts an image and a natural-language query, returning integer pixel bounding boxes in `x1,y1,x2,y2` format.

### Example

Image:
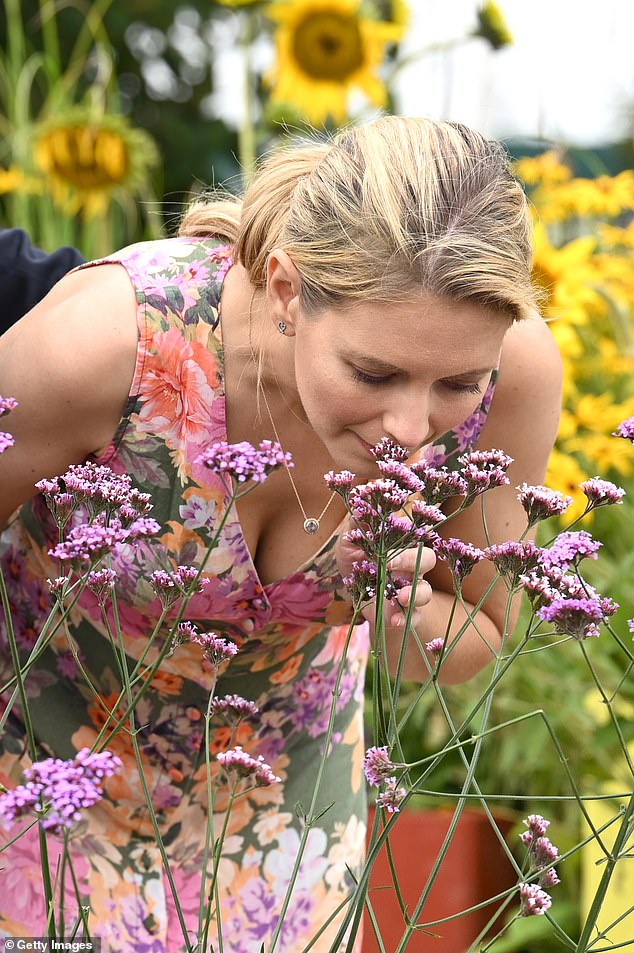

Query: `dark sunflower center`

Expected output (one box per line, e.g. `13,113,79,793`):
41,126,129,190
292,12,364,81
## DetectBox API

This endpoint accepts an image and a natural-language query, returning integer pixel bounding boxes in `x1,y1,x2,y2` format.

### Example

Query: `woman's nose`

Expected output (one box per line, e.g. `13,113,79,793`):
381,391,432,454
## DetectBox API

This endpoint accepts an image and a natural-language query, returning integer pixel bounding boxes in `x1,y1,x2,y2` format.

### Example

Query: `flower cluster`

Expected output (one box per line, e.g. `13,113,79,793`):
580,477,625,508
48,512,159,569
36,462,153,528
518,814,560,915
517,484,572,528
484,540,541,587
433,538,485,585
613,416,634,442
0,394,18,454
362,746,406,813
538,597,611,641
0,748,122,835
458,449,513,501
217,746,280,789
209,694,260,725
175,622,239,667
150,565,208,608
86,567,118,605
197,439,292,486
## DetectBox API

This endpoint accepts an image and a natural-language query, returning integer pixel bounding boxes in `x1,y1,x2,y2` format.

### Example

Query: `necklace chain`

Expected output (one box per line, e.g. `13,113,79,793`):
248,289,338,535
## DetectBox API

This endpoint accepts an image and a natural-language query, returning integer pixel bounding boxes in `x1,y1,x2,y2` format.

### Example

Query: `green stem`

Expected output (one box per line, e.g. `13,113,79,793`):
238,10,257,184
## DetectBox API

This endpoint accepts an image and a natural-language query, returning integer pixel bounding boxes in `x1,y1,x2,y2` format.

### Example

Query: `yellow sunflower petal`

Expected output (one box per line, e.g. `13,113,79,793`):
266,0,404,124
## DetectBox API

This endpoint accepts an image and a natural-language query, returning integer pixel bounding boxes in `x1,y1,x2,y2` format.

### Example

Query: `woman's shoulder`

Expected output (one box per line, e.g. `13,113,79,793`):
82,236,234,287
496,314,562,409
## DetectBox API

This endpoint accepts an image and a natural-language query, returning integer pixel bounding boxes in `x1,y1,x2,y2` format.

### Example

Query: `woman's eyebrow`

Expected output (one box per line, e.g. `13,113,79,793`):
346,350,493,378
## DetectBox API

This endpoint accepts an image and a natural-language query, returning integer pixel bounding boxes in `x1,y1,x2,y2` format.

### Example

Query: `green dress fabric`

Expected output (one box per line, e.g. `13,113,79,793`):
0,238,497,952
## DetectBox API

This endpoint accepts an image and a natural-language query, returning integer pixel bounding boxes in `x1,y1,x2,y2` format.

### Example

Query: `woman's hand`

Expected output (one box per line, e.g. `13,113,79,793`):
384,546,436,628
335,517,436,630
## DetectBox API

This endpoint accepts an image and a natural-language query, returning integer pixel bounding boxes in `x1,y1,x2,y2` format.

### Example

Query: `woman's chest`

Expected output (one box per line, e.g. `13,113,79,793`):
235,471,346,586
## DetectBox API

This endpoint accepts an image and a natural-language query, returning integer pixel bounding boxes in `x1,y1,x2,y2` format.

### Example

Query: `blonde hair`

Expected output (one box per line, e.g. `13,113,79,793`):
179,116,537,321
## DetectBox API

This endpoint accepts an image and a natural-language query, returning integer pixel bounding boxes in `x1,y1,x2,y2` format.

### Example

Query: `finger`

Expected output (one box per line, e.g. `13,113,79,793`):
389,547,436,576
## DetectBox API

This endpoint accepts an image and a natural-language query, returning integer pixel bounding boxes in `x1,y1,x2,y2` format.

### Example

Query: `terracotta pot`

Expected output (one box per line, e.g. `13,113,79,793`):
362,807,517,953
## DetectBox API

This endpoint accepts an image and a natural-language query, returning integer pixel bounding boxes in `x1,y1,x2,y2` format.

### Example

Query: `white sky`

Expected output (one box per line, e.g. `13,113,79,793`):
210,0,634,149
394,0,634,146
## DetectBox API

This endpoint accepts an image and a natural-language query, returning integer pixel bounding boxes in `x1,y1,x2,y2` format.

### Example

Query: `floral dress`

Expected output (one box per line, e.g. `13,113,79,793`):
0,239,497,952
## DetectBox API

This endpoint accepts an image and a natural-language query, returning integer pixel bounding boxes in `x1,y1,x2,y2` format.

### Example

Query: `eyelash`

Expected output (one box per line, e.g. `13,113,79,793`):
351,367,483,396
351,367,393,387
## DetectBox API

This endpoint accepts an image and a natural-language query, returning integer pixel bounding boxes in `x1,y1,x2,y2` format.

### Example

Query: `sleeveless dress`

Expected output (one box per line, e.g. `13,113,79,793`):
0,238,497,952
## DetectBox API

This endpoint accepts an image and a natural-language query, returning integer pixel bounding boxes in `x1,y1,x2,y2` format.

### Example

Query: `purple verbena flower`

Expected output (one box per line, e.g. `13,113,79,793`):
613,417,634,442
0,748,121,835
521,814,550,839
484,541,541,585
376,776,406,814
176,622,239,665
363,746,396,787
425,637,445,656
350,480,411,517
538,597,606,640
580,477,625,507
517,484,572,527
0,432,15,454
150,566,206,607
342,560,378,604
197,439,292,485
371,437,409,462
532,836,559,867
0,395,18,417
87,567,118,605
628,619,634,639
209,694,259,724
217,746,280,788
376,460,423,493
541,531,601,571
48,518,128,568
47,576,70,603
324,469,356,497
459,449,513,499
519,883,552,916
434,538,485,584
539,868,561,888
409,462,468,505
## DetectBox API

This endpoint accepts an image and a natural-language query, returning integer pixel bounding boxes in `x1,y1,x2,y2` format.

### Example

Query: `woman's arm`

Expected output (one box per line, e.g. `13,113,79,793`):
380,315,563,683
0,264,138,528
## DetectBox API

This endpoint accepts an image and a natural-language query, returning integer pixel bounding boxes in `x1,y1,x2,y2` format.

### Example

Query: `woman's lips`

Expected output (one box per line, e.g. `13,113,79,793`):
354,433,376,455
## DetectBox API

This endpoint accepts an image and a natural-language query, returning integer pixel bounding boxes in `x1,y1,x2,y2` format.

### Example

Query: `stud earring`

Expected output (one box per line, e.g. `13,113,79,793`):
277,320,288,335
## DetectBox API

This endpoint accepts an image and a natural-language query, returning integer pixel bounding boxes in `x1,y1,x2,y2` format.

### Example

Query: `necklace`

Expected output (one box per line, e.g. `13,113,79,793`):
259,385,338,534
248,289,338,534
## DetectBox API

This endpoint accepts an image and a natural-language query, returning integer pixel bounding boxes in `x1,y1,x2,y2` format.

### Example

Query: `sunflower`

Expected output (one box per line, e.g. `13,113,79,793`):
266,0,405,125
33,108,159,219
473,1,513,51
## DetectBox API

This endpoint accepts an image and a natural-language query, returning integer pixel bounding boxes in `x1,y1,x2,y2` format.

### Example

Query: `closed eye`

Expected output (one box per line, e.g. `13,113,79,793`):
441,379,484,396
351,367,395,387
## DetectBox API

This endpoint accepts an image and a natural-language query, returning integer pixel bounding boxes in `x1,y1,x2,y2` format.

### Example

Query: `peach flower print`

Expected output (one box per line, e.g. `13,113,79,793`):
137,327,223,472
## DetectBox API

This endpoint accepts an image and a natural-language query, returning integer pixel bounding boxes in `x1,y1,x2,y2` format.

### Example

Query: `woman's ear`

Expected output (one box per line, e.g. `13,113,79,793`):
266,249,301,336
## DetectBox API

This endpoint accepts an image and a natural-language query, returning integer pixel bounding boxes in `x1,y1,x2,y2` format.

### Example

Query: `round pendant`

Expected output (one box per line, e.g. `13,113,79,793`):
303,517,319,534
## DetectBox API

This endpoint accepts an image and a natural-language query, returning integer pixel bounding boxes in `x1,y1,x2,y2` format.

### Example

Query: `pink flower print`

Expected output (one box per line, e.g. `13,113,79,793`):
266,573,332,626
418,442,448,467
137,327,223,461
0,820,89,932
454,408,485,451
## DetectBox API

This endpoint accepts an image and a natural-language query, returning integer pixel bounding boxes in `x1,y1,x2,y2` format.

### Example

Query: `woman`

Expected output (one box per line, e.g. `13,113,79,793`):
0,117,561,951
